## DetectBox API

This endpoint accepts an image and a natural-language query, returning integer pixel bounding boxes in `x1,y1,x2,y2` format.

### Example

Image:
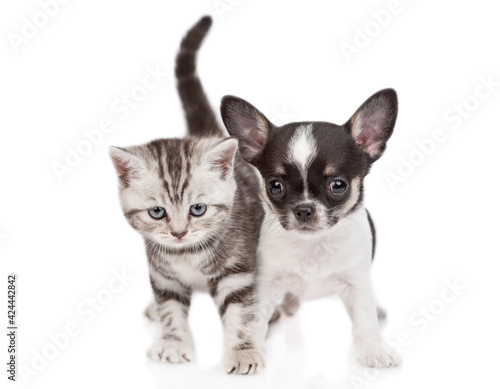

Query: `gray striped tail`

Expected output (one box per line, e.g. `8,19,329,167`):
175,16,221,137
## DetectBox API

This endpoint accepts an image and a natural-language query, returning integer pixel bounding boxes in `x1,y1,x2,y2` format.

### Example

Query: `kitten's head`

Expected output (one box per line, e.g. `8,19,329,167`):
110,137,238,249
221,89,397,233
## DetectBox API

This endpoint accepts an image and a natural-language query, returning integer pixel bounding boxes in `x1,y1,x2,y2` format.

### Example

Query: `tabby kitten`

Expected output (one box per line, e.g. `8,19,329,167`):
109,16,264,375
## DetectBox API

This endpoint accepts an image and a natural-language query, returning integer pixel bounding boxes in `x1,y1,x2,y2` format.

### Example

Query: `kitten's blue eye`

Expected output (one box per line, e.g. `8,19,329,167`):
148,206,166,219
190,203,206,217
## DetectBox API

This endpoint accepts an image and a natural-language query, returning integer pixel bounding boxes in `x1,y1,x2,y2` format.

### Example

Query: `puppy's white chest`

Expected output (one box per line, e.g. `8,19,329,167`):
258,206,372,300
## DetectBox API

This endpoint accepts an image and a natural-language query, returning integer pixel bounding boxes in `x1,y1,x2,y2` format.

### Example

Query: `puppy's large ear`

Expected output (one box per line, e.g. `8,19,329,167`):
220,96,272,163
347,88,398,161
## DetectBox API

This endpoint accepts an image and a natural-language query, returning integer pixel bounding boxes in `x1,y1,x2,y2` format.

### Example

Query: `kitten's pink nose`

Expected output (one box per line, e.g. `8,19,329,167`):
171,231,187,240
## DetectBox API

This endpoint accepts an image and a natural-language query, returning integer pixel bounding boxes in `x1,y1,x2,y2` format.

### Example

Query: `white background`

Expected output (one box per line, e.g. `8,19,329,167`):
1,0,500,388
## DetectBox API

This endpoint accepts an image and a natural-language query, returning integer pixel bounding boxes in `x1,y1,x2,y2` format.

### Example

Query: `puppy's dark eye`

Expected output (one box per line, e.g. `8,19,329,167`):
190,203,207,217
268,180,284,195
148,206,166,219
329,179,348,194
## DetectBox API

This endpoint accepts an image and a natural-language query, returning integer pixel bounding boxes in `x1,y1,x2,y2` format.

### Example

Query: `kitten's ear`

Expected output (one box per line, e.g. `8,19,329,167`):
347,88,398,161
220,96,272,163
204,139,238,178
109,146,145,186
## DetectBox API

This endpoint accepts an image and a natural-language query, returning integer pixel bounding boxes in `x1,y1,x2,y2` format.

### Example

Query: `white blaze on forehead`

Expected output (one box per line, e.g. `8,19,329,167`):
287,124,317,174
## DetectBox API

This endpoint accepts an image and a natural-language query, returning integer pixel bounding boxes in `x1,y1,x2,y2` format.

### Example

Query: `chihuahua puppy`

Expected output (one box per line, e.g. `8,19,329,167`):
220,89,401,367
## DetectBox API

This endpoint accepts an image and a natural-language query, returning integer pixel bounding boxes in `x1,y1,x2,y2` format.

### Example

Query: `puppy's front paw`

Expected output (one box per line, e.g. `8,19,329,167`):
224,348,265,375
144,301,157,321
357,342,401,368
282,292,300,316
147,339,194,364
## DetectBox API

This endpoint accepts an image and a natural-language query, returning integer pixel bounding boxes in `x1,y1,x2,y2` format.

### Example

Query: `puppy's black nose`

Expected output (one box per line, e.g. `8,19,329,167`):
294,205,315,223
171,231,187,240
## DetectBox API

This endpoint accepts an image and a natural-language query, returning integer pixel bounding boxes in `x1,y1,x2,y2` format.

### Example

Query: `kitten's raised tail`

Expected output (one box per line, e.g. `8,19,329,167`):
176,16,221,137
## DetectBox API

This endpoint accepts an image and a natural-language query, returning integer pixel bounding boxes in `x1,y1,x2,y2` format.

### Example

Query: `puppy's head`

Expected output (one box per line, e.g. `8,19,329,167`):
221,89,397,232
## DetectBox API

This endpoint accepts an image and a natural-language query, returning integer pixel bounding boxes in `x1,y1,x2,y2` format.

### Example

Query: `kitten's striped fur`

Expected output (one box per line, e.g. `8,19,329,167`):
110,16,265,374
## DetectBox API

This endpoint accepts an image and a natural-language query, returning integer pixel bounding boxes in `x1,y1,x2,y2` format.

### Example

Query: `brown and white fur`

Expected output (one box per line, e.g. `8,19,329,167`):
109,17,264,374
221,90,402,368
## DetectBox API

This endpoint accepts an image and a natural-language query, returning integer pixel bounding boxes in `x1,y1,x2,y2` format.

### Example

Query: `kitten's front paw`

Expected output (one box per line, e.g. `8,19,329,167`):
224,348,265,375
147,339,194,364
357,341,401,368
